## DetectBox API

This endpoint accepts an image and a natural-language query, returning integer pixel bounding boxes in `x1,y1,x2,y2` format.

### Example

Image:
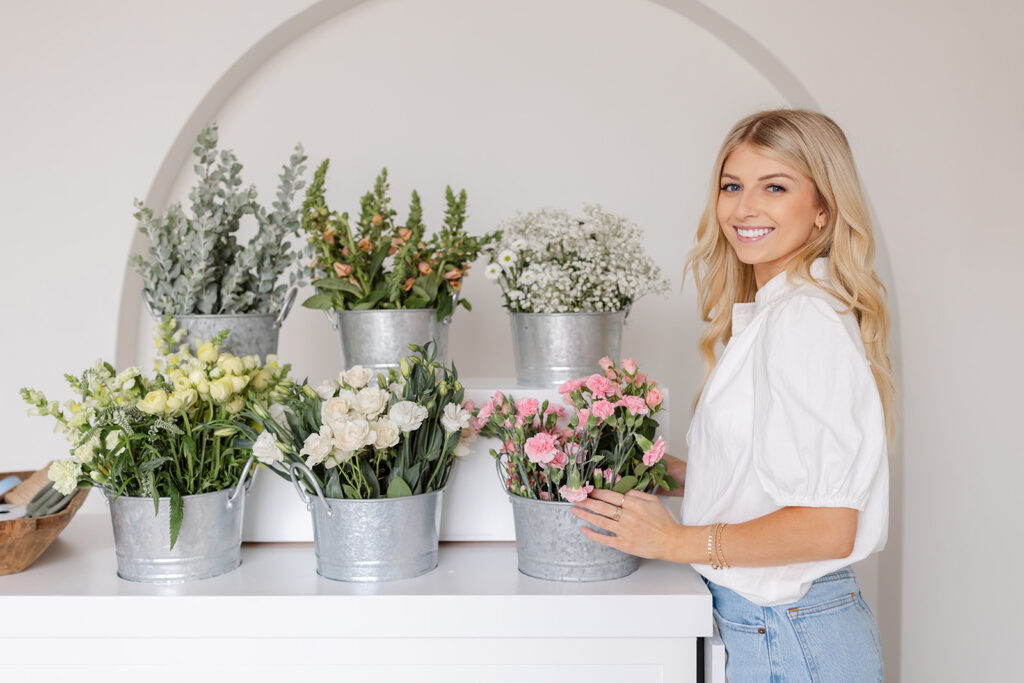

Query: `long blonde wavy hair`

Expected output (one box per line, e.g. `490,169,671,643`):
684,109,896,439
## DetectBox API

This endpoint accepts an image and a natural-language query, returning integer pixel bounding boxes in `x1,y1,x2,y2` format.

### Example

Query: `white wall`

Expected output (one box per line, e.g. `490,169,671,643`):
3,1,1022,680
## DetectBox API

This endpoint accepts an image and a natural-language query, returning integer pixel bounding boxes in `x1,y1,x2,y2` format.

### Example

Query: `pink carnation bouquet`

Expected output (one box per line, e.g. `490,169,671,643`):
475,358,677,503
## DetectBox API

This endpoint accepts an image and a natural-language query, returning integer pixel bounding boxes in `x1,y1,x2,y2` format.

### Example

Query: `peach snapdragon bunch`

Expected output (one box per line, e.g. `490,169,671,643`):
476,358,676,503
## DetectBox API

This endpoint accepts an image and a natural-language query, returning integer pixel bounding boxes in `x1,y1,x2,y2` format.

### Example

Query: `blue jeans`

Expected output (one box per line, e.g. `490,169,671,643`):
707,567,883,682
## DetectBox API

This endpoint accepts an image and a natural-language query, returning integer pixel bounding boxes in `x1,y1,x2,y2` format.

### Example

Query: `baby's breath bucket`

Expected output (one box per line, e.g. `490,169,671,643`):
509,310,628,387
143,288,297,360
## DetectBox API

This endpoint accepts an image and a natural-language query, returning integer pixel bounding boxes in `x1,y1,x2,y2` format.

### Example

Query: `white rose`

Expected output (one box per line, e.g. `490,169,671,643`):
389,401,429,433
440,403,472,434
300,426,334,467
48,459,82,496
314,379,339,400
252,430,284,465
353,387,389,418
372,417,401,450
341,365,373,389
332,418,376,452
321,396,352,430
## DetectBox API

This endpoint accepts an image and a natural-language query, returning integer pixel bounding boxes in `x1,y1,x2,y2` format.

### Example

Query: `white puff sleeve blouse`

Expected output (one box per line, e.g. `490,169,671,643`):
682,257,889,606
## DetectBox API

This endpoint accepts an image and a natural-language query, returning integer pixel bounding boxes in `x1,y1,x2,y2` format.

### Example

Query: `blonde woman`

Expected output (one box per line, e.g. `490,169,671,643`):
573,109,892,681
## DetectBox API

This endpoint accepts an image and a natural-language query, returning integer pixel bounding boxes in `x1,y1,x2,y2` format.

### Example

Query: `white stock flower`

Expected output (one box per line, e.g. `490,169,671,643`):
484,263,502,280
252,430,284,465
353,387,389,418
269,402,290,426
332,418,376,452
300,425,334,467
321,396,352,430
314,379,339,400
341,365,373,389
48,459,82,495
389,401,429,433
372,417,401,450
440,403,472,434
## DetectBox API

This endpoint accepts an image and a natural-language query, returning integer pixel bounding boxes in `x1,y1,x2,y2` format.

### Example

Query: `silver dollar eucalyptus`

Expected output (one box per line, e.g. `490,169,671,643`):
131,124,308,315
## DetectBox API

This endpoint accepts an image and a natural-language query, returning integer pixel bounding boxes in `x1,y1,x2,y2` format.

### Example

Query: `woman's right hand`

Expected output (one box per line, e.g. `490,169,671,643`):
657,453,686,497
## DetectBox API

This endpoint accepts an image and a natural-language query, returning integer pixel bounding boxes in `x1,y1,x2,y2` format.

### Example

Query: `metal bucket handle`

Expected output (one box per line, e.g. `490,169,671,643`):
324,307,340,331
142,289,161,322
273,288,298,329
289,461,332,517
226,455,259,508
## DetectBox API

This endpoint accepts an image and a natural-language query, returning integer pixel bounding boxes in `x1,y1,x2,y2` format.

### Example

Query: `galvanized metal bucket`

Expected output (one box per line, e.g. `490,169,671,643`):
290,462,443,582
325,306,452,374
143,288,297,359
509,310,628,387
106,456,258,583
509,494,638,582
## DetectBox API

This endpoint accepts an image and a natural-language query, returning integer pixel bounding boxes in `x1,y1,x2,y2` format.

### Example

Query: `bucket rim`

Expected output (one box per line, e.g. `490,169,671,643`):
507,492,582,508
320,487,445,505
104,486,239,504
171,311,279,321
508,310,627,319
334,308,440,318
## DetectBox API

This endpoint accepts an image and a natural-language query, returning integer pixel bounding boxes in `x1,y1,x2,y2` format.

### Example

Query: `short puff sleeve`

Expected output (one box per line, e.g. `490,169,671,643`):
752,295,886,510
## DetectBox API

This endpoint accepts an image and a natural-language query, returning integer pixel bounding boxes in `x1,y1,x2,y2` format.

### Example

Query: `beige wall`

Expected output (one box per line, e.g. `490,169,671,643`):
3,1,1021,679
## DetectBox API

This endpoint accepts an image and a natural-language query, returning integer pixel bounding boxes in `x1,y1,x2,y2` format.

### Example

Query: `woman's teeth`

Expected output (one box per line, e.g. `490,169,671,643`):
736,227,773,239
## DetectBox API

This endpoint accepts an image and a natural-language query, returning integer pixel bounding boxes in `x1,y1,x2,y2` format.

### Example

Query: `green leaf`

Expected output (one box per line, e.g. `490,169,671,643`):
302,293,335,310
325,469,343,498
139,456,173,472
635,434,654,451
168,486,184,550
457,299,472,311
312,277,362,295
386,477,413,498
404,297,428,309
342,484,359,499
612,475,638,494
359,460,381,498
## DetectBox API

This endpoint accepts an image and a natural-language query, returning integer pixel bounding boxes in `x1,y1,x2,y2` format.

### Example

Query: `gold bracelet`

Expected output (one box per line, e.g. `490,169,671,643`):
716,522,730,569
706,524,720,570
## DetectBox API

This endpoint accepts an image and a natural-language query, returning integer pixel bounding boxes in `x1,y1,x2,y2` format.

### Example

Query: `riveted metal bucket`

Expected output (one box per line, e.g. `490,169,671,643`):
325,307,452,374
290,463,443,582
509,494,638,582
510,310,628,387
143,288,297,359
106,457,258,583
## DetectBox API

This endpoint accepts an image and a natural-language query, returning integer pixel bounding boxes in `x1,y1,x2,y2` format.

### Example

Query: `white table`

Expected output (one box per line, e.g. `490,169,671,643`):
0,512,721,682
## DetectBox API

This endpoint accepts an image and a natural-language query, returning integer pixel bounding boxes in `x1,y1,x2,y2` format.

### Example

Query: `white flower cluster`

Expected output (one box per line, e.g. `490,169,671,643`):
486,206,669,312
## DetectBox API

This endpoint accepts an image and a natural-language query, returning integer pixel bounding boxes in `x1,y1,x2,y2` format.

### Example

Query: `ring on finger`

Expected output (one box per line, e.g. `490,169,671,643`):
612,506,622,522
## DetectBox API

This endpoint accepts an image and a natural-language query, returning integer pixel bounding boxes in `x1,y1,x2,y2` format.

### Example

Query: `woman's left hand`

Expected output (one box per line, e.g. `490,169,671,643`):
572,489,687,562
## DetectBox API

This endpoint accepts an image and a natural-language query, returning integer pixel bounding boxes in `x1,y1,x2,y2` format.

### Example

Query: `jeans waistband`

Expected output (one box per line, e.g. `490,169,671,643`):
812,566,856,584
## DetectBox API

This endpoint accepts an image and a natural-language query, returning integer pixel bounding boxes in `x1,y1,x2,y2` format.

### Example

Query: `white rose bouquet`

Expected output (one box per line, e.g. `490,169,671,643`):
484,205,670,312
247,344,473,499
21,315,291,546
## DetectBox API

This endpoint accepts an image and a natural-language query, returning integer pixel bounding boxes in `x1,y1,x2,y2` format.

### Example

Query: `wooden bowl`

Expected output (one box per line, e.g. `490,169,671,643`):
0,470,90,575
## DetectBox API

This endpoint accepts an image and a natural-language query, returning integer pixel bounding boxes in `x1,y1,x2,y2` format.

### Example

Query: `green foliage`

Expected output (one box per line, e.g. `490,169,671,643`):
300,162,499,320
131,124,308,315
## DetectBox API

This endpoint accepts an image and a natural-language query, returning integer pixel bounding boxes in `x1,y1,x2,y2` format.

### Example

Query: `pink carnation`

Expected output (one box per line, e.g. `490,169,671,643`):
539,491,551,501
591,399,616,421
621,358,637,375
585,374,615,398
576,407,591,425
633,372,646,386
642,436,667,466
603,468,622,484
598,356,614,371
515,397,539,417
605,368,617,380
525,432,558,464
645,387,663,408
515,414,526,428
478,398,496,421
462,399,476,413
549,451,568,469
621,395,650,416
559,483,594,503
558,377,586,394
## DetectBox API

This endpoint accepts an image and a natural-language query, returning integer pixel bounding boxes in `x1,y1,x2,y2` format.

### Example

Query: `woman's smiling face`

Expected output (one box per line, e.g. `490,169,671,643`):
717,142,827,287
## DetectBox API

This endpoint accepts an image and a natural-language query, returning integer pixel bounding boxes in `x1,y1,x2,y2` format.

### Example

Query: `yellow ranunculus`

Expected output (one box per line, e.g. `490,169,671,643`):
165,394,184,414
138,389,168,415
226,396,245,414
170,372,191,391
188,370,206,386
175,388,198,409
197,343,218,364
209,377,234,402
221,357,244,376
196,379,211,397
230,375,249,394
250,369,270,391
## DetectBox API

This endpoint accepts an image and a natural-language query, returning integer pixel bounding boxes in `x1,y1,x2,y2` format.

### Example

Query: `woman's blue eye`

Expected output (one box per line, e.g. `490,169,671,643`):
720,183,740,192
766,184,786,193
